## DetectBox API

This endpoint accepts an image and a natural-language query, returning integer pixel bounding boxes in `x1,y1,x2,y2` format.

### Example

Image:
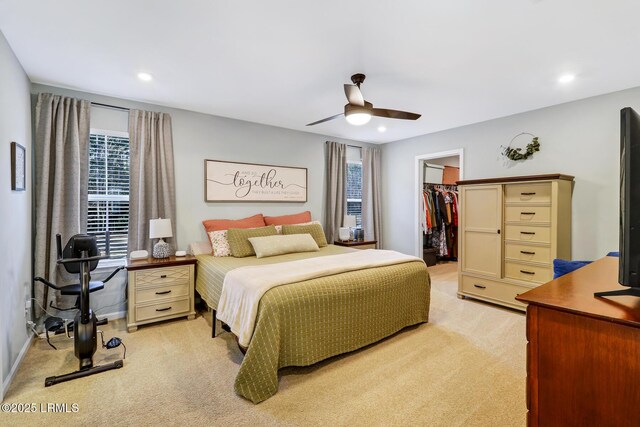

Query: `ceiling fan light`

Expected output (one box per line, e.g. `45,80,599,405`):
345,113,371,126
345,107,372,125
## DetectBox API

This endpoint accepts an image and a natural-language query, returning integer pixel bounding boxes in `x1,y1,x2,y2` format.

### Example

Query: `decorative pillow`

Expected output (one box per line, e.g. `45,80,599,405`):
274,220,319,234
264,211,312,226
202,213,266,233
227,225,278,257
282,223,327,247
207,230,232,257
553,259,592,279
248,234,319,259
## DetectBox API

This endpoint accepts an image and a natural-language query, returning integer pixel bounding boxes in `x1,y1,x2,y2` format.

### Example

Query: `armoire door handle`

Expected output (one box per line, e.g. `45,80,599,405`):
520,231,536,235
497,229,501,234
520,270,535,275
520,251,536,255
521,192,536,196
474,284,486,289
160,275,167,278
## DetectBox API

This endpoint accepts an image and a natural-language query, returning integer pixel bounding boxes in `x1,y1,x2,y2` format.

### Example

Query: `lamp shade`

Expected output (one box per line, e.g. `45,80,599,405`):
149,218,173,239
344,215,357,228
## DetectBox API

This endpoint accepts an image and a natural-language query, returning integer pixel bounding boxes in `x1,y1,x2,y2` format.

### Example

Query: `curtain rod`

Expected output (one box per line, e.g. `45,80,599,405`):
91,102,130,112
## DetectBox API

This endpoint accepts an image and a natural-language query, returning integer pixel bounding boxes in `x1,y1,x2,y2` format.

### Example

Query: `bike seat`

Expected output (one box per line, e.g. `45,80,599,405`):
59,281,105,296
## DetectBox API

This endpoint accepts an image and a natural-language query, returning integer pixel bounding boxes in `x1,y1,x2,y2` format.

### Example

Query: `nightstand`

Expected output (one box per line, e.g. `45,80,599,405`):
334,240,378,250
126,256,197,332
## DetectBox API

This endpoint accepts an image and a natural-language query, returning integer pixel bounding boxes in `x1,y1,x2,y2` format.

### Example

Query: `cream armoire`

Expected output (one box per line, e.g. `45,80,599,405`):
457,174,574,310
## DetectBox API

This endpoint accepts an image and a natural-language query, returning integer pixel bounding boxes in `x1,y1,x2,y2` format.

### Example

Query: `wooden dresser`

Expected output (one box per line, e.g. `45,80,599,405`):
126,256,197,332
457,174,573,310
517,256,640,426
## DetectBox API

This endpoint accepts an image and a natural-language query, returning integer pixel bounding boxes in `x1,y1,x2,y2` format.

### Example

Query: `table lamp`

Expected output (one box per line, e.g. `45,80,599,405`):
343,215,357,241
149,218,173,258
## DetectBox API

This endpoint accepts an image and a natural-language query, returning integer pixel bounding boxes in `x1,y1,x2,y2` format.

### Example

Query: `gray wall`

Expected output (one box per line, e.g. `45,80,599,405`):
0,30,32,391
382,87,640,260
31,83,368,317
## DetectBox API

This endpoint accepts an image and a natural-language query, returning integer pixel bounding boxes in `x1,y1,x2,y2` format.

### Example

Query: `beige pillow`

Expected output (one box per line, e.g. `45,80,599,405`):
248,234,320,258
227,225,278,257
282,223,328,247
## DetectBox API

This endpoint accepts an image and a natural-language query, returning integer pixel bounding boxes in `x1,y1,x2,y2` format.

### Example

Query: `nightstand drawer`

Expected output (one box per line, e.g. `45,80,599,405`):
354,243,376,250
136,282,189,304
135,298,190,322
135,266,189,288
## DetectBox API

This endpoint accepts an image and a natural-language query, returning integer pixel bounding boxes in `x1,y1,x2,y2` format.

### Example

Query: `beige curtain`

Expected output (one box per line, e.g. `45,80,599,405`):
34,93,91,318
128,110,176,254
324,141,347,242
362,146,382,248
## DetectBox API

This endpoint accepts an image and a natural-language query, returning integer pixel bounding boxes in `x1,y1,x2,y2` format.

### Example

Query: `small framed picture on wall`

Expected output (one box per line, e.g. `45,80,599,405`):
11,141,26,191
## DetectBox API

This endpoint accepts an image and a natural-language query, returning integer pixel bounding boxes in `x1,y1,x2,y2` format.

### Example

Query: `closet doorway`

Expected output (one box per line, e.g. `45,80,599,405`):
414,149,464,265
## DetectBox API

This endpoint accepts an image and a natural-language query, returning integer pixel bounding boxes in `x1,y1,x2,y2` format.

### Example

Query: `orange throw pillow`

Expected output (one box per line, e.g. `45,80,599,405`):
202,213,266,233
264,211,312,226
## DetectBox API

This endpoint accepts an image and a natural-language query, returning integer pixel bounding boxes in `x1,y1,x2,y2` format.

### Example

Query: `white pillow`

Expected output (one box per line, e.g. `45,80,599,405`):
188,241,213,256
207,230,232,257
248,234,319,258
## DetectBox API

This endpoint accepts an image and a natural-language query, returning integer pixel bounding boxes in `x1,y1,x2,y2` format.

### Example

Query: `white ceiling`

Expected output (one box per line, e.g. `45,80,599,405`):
1,0,640,143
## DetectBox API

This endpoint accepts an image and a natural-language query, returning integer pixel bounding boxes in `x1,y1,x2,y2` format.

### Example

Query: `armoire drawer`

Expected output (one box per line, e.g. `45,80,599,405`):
135,265,190,288
504,205,551,223
504,224,551,244
504,242,552,264
504,183,551,204
504,261,553,284
460,275,527,307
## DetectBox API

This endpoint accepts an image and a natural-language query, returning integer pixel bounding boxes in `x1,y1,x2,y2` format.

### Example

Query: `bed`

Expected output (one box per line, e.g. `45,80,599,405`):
195,244,431,403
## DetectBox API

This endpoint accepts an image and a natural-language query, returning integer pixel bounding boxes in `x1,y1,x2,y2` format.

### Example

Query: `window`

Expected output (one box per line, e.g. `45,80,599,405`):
88,130,130,261
346,161,363,227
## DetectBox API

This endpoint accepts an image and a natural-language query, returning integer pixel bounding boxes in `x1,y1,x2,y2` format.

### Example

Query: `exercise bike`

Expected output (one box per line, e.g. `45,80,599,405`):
34,233,125,386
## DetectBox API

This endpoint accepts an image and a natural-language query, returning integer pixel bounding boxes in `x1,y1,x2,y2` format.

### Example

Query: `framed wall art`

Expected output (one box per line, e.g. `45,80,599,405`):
11,142,26,191
204,159,307,202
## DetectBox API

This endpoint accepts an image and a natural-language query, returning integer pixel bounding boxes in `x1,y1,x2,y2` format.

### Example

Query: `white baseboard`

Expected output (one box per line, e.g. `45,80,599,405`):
2,331,34,400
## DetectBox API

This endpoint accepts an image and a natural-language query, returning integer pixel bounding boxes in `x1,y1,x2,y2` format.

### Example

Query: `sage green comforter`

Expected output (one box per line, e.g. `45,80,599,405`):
196,246,431,403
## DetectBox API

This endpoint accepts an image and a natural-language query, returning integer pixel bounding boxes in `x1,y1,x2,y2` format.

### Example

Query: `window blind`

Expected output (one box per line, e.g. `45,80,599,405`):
88,133,130,258
346,161,363,227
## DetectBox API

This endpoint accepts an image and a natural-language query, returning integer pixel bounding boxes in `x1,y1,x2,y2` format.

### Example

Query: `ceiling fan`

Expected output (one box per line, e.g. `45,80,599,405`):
307,73,421,126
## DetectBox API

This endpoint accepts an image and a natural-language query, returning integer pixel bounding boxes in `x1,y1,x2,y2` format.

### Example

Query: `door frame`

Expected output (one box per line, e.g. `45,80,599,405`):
414,148,464,258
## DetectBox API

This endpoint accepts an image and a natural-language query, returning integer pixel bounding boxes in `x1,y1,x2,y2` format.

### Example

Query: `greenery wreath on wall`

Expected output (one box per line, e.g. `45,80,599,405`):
501,132,540,161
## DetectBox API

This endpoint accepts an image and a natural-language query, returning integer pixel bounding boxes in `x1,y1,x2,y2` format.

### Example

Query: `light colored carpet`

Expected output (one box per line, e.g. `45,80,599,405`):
2,262,526,426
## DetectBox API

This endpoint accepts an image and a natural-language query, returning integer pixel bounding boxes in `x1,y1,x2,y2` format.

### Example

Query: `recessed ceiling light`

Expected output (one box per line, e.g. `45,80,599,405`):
137,72,153,82
378,126,387,133
558,73,575,84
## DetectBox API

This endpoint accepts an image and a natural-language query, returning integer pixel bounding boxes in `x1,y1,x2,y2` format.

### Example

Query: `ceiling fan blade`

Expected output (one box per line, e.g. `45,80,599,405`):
344,84,365,106
371,108,421,120
306,113,344,126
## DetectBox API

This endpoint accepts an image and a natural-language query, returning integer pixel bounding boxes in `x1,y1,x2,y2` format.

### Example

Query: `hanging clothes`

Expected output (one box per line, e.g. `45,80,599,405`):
421,183,459,260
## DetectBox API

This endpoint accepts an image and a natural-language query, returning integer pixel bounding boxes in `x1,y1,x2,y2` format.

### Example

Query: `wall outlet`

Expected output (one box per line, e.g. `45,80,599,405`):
25,299,31,319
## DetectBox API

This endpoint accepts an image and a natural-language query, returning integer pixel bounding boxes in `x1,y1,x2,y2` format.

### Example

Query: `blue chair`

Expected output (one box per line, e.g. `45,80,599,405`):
553,252,619,279
553,259,592,279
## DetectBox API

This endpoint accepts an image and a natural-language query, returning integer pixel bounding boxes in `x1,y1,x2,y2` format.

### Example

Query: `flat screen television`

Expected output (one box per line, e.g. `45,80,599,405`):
596,107,640,297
